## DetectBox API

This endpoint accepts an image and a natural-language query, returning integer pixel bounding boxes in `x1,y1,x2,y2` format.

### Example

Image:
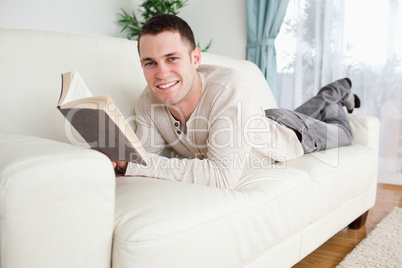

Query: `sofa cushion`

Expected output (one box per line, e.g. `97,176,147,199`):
113,143,377,268
113,169,312,268
0,28,146,142
286,144,378,220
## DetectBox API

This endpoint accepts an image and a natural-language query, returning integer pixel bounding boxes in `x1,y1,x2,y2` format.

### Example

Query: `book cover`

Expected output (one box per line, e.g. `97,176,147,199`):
57,71,147,165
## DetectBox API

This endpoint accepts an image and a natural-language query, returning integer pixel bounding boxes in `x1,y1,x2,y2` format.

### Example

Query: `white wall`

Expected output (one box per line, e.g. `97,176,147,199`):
0,0,135,38
180,0,247,59
0,0,247,59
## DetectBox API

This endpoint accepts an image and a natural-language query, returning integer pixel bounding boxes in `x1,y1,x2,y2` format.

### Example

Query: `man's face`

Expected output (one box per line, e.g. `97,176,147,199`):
139,31,201,107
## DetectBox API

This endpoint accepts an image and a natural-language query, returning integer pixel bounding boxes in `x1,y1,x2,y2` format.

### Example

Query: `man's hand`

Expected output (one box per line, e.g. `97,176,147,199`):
112,161,128,174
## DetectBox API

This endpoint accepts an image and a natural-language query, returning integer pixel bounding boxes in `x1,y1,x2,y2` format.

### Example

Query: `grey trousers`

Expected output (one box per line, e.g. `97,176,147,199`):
265,78,353,154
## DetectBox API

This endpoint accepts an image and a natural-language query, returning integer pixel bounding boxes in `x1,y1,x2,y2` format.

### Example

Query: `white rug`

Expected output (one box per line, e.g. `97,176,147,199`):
337,207,402,267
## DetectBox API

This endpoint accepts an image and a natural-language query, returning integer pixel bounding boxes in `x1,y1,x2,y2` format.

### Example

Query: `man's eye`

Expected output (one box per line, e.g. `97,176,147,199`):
144,62,155,67
169,57,178,61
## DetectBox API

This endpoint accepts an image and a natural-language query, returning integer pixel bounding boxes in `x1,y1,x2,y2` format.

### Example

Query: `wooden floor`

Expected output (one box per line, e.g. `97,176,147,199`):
293,183,402,268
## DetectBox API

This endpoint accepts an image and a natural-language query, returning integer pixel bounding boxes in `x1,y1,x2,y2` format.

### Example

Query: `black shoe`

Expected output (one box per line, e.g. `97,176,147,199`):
345,78,352,87
354,94,361,108
341,78,360,113
343,94,361,113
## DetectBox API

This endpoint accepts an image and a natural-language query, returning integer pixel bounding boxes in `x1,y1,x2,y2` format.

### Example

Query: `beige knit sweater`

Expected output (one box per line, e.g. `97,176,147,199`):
126,65,303,189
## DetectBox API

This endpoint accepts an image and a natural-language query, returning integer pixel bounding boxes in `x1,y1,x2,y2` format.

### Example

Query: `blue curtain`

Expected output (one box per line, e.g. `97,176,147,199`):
246,0,290,100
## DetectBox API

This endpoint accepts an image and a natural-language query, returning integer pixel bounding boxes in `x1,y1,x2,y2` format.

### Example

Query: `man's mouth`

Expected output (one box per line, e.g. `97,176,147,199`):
157,81,179,89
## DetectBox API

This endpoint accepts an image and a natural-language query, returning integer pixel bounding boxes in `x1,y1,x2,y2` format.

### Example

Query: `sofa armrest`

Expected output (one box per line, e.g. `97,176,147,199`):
0,132,115,268
347,114,380,151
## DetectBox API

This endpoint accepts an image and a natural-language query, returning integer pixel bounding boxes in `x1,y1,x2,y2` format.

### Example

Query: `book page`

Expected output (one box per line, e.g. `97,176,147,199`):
62,71,93,104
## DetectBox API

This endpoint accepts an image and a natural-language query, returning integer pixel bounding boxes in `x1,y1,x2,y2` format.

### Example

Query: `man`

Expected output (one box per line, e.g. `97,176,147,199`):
113,14,359,189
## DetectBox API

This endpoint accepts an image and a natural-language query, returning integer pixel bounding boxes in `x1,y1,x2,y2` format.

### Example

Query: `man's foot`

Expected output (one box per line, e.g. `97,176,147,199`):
345,78,352,87
341,78,361,113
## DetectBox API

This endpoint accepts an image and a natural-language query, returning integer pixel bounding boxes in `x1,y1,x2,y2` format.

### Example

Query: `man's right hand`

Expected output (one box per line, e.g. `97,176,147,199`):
112,161,128,174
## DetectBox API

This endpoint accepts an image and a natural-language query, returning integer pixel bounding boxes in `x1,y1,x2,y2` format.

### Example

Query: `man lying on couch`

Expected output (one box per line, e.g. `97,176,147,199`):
112,14,360,189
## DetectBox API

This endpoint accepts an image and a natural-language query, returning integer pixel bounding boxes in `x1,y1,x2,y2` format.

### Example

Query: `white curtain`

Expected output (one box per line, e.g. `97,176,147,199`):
276,0,402,184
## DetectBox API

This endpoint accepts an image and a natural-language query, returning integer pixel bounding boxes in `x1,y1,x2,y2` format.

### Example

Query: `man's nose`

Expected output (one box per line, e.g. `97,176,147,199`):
156,63,170,80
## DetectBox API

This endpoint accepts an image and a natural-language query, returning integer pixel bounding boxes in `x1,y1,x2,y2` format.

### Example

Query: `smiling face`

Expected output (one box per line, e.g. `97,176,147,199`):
139,31,202,111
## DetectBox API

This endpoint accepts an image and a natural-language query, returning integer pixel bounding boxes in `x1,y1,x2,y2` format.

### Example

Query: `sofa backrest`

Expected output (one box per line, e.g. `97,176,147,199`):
0,28,277,144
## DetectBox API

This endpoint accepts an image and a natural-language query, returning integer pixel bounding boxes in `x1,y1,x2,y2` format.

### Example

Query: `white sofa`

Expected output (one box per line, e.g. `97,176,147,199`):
0,28,380,268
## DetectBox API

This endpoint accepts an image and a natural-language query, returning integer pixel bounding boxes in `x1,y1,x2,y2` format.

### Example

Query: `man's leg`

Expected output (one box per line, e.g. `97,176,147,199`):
265,107,352,153
265,78,356,154
294,78,353,118
295,78,354,151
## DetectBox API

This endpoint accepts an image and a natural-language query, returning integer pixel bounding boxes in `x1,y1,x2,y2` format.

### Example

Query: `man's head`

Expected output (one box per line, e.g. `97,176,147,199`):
138,14,196,54
137,15,202,117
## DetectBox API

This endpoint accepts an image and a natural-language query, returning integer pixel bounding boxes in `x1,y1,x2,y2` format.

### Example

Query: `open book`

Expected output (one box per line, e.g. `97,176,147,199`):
57,71,147,165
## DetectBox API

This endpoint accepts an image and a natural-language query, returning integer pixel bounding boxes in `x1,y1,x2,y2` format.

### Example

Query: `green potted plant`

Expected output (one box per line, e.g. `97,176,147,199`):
118,0,211,51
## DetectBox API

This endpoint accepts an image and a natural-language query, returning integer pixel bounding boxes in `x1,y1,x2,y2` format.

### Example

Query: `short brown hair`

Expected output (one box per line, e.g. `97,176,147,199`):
138,14,196,53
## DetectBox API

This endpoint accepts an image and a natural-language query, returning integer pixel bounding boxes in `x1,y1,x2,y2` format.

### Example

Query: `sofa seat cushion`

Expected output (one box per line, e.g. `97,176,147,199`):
113,145,377,268
113,168,312,267
286,144,378,220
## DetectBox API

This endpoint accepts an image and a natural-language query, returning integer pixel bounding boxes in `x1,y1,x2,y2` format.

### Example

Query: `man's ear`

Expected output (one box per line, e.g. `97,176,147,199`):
192,47,202,69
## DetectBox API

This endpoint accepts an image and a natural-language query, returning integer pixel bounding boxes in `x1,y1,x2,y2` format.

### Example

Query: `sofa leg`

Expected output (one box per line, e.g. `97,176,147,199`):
348,210,369,229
